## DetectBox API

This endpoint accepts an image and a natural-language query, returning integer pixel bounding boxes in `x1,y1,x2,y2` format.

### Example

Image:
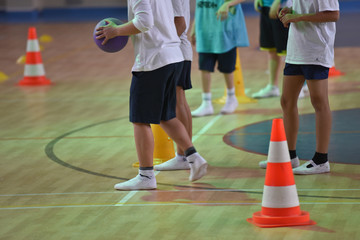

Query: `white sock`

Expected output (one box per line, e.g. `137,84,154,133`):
202,92,212,105
139,169,154,179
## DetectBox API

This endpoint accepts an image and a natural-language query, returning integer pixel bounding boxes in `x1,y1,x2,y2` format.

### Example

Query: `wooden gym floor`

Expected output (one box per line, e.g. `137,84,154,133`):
1,13,360,240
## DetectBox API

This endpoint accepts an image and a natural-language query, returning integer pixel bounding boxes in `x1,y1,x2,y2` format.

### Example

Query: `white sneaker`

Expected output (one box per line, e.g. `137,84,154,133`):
252,84,280,98
114,172,157,190
191,102,214,117
259,157,300,169
187,152,208,181
298,85,309,99
220,97,238,114
154,155,190,171
293,160,330,175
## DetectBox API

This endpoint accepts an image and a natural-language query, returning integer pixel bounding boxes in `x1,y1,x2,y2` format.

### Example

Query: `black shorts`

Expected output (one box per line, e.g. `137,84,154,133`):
284,63,330,80
198,47,237,73
177,61,192,90
130,62,182,124
260,7,288,55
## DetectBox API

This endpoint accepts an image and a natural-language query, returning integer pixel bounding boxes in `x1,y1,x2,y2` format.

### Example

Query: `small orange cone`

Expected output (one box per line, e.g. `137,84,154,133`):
328,66,344,77
18,27,51,86
247,118,316,228
132,124,175,167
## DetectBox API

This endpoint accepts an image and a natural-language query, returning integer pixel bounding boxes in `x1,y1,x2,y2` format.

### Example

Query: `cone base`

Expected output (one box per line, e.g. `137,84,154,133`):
329,67,345,77
247,210,316,228
19,77,51,86
213,95,257,104
132,159,170,168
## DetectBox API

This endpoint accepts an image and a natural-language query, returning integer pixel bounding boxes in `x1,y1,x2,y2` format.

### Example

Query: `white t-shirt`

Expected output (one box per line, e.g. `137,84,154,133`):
172,0,193,61
128,0,184,72
285,0,339,68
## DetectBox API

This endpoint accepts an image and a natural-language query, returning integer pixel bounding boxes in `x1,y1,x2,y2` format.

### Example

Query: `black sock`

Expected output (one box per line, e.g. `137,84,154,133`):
312,152,328,165
184,146,197,157
289,150,297,159
139,166,153,170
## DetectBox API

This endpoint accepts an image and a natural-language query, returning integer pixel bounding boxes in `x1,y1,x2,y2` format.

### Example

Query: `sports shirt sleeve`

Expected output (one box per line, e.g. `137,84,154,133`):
172,0,185,17
318,0,339,12
130,0,154,32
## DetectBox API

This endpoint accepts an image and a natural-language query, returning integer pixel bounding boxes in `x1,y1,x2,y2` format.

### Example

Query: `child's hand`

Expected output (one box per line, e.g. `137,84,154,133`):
278,7,292,19
216,2,230,21
279,13,299,28
95,21,119,45
190,32,196,46
254,0,263,13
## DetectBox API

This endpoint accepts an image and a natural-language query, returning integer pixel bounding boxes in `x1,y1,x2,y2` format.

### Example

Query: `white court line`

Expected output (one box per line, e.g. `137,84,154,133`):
115,114,223,206
2,201,360,211
2,189,360,197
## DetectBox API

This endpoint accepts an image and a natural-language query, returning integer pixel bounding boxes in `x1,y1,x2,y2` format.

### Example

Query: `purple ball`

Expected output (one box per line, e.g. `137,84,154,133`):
93,18,129,53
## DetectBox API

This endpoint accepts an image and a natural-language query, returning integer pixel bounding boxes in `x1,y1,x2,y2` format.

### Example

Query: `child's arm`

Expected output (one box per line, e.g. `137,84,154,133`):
172,0,186,37
174,17,186,37
269,0,281,19
96,0,154,45
216,0,245,21
280,10,339,28
254,0,263,13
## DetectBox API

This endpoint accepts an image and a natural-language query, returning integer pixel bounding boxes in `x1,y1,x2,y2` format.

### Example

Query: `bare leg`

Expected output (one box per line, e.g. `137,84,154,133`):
160,118,192,152
223,72,234,89
281,75,305,150
201,70,212,93
133,123,154,167
269,51,283,87
175,86,192,155
307,79,332,153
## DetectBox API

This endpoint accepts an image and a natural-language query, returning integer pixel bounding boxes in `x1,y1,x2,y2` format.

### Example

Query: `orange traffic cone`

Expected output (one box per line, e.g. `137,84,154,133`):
214,48,256,104
132,124,175,167
247,118,316,228
328,66,344,77
18,27,51,86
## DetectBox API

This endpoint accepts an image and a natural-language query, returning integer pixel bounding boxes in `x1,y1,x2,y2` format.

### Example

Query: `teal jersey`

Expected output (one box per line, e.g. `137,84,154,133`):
195,0,249,54
263,0,274,7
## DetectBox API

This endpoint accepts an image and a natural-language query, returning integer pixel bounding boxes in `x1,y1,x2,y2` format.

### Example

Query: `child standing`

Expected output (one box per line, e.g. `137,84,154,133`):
191,0,249,117
251,0,289,99
96,0,208,190
279,0,339,174
155,0,194,171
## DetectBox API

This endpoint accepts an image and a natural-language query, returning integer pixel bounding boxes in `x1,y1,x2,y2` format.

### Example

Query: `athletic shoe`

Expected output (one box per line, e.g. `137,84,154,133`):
220,96,238,114
114,172,157,190
187,152,208,181
293,160,330,175
252,84,280,98
191,102,214,117
154,155,190,171
298,85,309,99
259,156,300,169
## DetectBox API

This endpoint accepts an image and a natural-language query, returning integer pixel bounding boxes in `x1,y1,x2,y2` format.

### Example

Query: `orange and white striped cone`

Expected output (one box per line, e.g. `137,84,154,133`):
247,118,316,228
132,124,175,167
18,27,51,86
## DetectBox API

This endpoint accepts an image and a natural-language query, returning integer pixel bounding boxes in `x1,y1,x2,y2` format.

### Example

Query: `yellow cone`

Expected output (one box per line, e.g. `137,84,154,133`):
213,48,257,104
0,71,9,82
39,34,53,43
16,55,26,65
132,124,175,167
